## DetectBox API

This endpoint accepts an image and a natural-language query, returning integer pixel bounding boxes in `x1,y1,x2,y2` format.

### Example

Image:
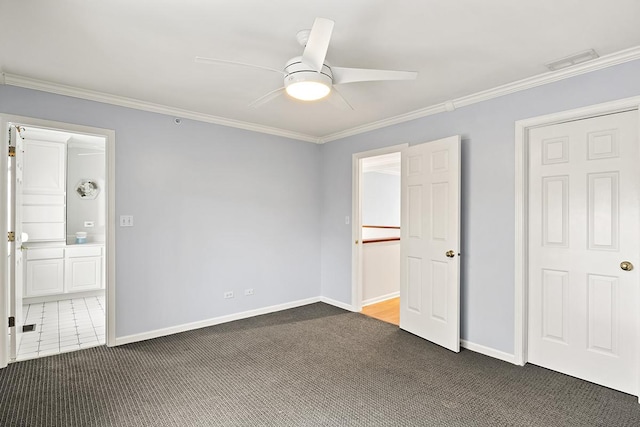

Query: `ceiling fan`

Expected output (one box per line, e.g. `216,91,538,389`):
195,17,418,109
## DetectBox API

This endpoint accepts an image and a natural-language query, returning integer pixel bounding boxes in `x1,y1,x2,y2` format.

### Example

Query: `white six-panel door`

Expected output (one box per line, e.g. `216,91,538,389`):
9,126,25,359
400,135,461,352
528,110,639,395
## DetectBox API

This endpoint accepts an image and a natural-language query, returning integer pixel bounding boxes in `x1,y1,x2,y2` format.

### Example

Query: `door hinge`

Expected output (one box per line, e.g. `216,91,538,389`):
8,317,15,328
8,231,15,242
8,146,15,157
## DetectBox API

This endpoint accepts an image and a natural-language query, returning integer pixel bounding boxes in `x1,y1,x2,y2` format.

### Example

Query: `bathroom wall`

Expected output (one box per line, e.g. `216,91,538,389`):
66,143,106,243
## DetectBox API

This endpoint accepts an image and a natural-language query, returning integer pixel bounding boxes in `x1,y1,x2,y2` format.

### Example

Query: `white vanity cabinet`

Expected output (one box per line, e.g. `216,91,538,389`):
24,245,104,298
65,246,103,292
25,248,65,296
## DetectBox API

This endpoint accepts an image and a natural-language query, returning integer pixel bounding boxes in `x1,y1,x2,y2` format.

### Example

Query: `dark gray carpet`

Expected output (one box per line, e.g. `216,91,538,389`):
1,303,640,426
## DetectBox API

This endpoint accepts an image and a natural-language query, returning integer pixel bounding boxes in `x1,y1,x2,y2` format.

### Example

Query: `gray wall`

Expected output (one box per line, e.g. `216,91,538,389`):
0,85,321,338
320,59,640,354
3,58,640,352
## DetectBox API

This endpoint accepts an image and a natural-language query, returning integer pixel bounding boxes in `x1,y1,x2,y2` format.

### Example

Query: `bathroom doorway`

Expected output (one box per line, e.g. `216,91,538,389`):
1,115,115,366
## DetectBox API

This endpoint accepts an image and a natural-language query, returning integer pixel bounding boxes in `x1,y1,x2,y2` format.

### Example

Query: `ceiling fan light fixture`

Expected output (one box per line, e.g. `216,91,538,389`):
286,80,331,101
284,70,332,101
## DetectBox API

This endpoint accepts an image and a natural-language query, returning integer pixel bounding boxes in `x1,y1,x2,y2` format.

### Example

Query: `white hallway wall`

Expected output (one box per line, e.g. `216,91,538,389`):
362,171,401,303
320,59,640,355
0,85,321,338
362,171,400,227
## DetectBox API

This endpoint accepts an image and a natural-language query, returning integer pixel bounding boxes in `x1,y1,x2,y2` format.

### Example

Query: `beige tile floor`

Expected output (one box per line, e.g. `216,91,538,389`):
17,295,106,360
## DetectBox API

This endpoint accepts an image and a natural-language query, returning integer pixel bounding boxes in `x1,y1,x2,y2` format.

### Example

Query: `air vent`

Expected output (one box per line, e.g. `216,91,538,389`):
545,49,599,71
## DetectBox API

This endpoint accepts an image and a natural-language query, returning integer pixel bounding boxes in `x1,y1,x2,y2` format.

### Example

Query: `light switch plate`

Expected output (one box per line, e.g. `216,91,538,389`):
120,215,134,227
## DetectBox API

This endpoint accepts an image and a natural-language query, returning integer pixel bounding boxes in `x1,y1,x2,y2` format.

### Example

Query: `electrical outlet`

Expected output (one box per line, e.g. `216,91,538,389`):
244,288,254,296
224,291,234,299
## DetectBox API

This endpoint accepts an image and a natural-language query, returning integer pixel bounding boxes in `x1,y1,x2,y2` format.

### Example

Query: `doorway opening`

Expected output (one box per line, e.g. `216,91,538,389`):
352,136,462,352
351,144,406,325
357,151,402,325
1,115,116,367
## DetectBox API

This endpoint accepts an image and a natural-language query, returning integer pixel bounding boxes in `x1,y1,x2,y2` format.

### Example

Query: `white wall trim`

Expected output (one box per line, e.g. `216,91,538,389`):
115,297,323,346
23,289,104,305
460,340,517,365
362,291,400,307
319,296,357,312
3,46,639,145
514,95,640,368
1,73,322,145
322,45,640,143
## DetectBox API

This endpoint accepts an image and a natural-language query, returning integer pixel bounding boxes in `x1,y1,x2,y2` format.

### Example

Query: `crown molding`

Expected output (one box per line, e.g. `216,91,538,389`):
1,73,322,144
320,45,640,143
3,45,640,145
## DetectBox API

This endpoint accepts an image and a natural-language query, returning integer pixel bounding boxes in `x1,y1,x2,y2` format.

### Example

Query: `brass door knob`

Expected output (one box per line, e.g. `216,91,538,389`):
620,261,634,271
445,250,455,258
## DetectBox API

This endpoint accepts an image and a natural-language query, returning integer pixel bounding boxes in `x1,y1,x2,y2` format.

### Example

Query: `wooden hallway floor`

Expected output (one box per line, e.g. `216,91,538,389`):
360,297,399,325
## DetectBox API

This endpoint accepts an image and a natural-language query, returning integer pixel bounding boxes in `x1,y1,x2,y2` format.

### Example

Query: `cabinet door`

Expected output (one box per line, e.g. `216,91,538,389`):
65,256,102,292
25,259,64,296
23,140,66,194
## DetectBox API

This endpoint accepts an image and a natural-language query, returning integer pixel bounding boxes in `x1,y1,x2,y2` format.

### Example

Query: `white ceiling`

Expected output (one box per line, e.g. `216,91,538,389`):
362,152,401,175
2,1,640,142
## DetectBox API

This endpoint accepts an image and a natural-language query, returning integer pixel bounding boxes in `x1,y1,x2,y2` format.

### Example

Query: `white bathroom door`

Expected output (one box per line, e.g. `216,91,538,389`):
400,135,461,352
528,110,639,395
9,125,25,359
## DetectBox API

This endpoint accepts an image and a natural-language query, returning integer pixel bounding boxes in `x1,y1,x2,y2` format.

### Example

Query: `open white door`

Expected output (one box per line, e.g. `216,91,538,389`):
8,125,24,360
400,135,461,352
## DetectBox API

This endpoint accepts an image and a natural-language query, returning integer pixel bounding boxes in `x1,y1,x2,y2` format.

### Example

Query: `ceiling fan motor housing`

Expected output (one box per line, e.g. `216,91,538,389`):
284,56,333,100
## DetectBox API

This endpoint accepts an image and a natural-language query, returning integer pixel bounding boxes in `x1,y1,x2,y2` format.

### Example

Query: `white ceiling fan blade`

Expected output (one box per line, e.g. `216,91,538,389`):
301,18,334,72
332,67,418,85
195,56,285,75
328,86,354,110
248,87,285,108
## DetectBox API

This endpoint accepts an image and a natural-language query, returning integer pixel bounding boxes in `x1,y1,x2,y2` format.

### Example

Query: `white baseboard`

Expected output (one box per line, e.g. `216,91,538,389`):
114,297,321,346
24,289,105,305
319,296,356,312
362,291,400,307
460,339,517,364
114,294,516,368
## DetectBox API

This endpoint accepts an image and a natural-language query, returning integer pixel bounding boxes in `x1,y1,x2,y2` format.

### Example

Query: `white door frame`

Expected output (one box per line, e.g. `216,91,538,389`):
351,143,408,312
514,96,640,384
0,114,117,368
